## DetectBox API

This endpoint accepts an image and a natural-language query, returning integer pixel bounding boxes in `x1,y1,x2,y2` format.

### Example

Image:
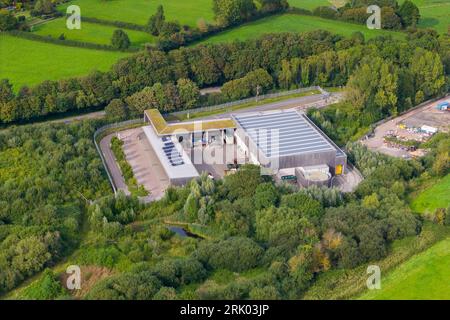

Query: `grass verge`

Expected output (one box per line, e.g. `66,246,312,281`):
359,237,450,299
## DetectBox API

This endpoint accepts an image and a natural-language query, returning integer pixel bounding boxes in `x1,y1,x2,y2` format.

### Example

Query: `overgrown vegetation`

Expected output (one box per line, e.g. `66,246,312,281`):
0,120,111,294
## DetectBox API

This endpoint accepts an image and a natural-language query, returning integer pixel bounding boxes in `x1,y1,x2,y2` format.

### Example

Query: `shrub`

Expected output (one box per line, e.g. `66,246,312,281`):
86,271,162,300
111,29,131,50
195,237,264,272
20,269,67,300
313,6,338,19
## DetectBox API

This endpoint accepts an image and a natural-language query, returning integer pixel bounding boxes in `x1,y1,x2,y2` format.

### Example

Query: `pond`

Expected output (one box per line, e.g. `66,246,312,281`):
167,226,203,239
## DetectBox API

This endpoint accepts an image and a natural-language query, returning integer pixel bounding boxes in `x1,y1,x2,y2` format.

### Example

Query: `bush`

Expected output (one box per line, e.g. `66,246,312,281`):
105,99,128,121
86,271,162,300
20,269,67,300
313,6,338,19
111,29,131,50
150,258,208,287
249,285,280,300
31,0,56,17
256,206,315,251
223,164,264,200
195,237,264,272
0,11,18,31
254,183,280,210
280,193,324,224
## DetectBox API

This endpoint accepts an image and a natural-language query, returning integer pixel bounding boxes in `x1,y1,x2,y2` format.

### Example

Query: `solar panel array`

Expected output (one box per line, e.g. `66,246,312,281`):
161,136,184,166
234,111,335,157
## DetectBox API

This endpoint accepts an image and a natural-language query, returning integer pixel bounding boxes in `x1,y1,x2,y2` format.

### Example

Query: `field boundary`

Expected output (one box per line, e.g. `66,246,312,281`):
80,16,148,32
7,30,139,53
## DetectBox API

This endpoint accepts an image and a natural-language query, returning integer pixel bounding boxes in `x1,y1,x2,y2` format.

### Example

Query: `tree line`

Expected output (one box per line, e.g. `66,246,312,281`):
0,30,345,123
2,29,449,125
309,0,421,30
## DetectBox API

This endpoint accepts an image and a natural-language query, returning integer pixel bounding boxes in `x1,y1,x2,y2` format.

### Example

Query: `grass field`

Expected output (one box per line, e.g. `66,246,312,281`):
58,0,215,27
288,0,333,10
359,238,450,300
199,13,404,45
289,0,349,10
0,34,129,90
410,174,450,214
407,0,450,34
33,18,155,48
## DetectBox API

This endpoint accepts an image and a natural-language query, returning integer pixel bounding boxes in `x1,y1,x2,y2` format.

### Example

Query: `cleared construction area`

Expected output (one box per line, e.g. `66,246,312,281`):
363,97,450,158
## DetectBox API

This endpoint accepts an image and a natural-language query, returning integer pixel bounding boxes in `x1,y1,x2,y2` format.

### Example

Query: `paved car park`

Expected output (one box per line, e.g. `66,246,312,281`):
105,127,170,201
187,143,247,179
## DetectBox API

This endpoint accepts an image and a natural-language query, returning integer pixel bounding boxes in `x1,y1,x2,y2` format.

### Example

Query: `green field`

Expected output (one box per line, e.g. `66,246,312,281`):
59,0,215,27
288,0,335,10
359,238,450,300
407,0,450,34
34,18,155,48
411,174,450,213
200,14,404,45
0,34,129,90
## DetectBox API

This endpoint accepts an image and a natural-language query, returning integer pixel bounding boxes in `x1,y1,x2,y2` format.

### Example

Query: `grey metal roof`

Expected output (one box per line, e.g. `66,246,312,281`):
233,110,336,157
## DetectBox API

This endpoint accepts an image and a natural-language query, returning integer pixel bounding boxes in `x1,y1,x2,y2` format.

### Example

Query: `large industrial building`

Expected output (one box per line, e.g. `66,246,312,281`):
143,108,346,187
233,109,346,176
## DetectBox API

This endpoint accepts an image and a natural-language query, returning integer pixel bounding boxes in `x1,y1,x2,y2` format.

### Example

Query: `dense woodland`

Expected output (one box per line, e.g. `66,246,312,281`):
0,120,110,294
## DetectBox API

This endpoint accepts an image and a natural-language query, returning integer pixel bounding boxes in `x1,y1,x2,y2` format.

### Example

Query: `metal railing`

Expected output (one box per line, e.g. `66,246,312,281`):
169,86,327,118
